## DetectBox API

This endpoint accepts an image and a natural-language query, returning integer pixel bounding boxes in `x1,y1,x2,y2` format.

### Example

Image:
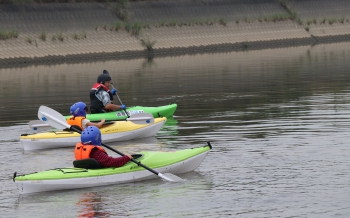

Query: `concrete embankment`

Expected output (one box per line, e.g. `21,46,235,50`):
0,0,349,67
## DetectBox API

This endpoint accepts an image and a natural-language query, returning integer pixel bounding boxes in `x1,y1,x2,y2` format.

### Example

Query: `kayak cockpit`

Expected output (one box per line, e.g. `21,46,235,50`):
72,154,143,169
73,158,101,169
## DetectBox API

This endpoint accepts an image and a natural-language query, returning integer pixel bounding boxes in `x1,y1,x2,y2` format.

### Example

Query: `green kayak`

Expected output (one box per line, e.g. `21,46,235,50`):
14,144,212,194
63,103,177,122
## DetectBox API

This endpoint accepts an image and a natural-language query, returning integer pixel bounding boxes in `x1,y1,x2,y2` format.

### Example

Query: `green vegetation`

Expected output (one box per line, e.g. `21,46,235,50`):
110,0,129,21
244,16,253,23
328,18,337,25
72,31,86,40
142,23,150,29
39,31,46,41
218,18,227,26
277,0,300,23
1,0,118,3
0,30,18,40
126,21,142,36
205,18,215,25
278,0,297,18
154,18,228,28
57,31,64,41
156,21,166,28
81,31,87,38
100,21,146,35
140,37,156,51
1,0,349,50
264,14,290,22
26,36,32,44
73,32,79,40
242,41,249,49
111,22,123,31
168,20,177,27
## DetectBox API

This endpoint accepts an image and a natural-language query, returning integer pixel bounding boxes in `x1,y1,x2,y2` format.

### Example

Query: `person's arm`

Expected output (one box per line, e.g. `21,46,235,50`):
86,118,105,128
99,91,126,110
90,148,132,167
104,103,125,110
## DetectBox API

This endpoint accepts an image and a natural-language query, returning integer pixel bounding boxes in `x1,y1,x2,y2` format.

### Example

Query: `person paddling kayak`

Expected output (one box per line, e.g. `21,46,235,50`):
90,70,126,114
75,126,132,167
67,102,105,130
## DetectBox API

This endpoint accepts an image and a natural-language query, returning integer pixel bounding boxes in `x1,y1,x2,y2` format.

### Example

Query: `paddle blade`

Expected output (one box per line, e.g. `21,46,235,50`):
158,173,184,182
127,113,154,125
37,106,70,130
28,120,53,131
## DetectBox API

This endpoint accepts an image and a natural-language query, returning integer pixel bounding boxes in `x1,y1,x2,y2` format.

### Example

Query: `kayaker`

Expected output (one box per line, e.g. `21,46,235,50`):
89,70,126,114
75,126,132,167
67,102,105,130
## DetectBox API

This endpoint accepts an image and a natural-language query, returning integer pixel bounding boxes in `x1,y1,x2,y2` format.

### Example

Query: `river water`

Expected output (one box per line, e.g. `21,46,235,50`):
1,43,350,217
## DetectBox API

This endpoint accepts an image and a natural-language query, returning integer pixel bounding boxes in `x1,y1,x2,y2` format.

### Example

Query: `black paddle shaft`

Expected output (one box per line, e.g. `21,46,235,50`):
70,126,161,176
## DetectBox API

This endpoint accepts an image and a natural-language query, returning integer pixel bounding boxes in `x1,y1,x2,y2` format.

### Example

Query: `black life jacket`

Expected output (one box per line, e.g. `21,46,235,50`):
89,83,113,114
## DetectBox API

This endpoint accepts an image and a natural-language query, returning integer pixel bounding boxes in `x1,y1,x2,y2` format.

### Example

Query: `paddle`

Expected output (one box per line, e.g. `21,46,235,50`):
28,120,54,131
110,83,130,118
103,70,130,118
28,120,114,132
37,105,183,182
28,112,155,131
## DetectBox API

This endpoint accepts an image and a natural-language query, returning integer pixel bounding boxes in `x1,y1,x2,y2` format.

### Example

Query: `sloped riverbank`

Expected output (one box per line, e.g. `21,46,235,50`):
0,0,349,67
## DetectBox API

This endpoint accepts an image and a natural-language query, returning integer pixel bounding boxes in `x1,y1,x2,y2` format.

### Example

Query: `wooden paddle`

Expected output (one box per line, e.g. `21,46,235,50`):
37,105,184,182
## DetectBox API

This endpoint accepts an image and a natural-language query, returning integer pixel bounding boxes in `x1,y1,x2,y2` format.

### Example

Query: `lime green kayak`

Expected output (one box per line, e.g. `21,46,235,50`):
63,103,177,122
14,144,212,194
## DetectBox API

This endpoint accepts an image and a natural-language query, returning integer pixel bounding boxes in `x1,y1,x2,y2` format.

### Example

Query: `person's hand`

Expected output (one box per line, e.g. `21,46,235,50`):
96,118,105,128
111,88,117,95
126,154,133,159
121,104,126,110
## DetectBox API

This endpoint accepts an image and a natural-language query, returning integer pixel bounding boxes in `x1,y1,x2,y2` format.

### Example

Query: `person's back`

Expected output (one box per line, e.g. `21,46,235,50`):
75,126,132,167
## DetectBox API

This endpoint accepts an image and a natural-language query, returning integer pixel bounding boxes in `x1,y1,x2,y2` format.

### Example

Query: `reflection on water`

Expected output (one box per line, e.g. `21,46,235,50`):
14,171,212,217
77,192,110,218
2,42,350,217
1,43,350,126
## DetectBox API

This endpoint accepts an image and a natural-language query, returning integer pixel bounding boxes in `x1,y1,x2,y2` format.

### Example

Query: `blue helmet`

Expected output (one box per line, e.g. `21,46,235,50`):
70,102,87,117
81,126,101,145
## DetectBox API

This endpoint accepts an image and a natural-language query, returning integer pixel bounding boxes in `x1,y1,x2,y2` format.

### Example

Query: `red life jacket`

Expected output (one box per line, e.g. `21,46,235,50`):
67,116,85,130
91,83,109,92
75,143,107,160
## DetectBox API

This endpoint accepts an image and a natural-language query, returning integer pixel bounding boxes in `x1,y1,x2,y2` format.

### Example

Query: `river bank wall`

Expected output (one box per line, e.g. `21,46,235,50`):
0,0,349,67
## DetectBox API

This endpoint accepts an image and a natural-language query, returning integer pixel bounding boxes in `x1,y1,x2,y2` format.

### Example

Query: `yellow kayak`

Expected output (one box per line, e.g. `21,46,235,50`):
20,117,167,151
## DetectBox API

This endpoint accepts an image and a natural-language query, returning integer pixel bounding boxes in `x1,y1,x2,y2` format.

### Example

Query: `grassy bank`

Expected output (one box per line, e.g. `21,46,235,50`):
0,0,138,3
1,0,110,3
0,0,349,66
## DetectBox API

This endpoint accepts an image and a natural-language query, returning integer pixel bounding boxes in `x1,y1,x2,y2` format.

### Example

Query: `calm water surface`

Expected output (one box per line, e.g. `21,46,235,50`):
1,43,350,217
